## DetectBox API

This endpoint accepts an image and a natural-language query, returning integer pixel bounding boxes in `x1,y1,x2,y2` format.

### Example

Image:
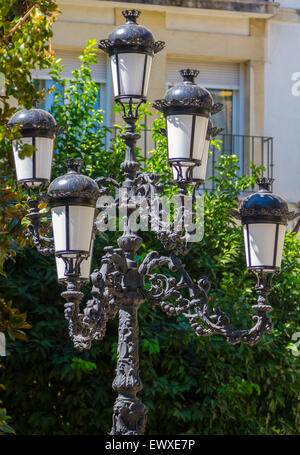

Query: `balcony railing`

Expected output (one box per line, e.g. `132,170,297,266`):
110,129,274,192
204,134,273,192
111,0,279,15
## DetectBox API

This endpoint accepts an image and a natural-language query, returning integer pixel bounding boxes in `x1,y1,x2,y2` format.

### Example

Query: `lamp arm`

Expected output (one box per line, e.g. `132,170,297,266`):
61,246,126,351
25,197,55,256
139,251,274,346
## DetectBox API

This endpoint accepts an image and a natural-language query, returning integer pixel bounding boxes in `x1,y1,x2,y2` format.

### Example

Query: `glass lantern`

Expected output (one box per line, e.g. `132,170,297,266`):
8,107,60,188
239,178,290,272
47,159,99,261
98,9,164,104
153,69,223,183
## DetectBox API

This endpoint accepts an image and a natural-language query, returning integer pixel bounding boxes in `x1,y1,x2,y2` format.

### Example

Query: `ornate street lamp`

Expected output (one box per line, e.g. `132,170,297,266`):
239,177,289,273
153,69,223,185
99,9,164,105
47,159,99,279
9,10,293,436
8,107,60,188
47,159,99,261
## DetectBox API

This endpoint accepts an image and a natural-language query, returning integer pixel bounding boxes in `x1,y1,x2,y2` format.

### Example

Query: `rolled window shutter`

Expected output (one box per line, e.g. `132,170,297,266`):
32,50,107,83
167,58,240,90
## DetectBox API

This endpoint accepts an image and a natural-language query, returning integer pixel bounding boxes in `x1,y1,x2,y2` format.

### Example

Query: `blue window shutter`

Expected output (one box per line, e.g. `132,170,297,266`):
45,80,64,112
94,84,101,112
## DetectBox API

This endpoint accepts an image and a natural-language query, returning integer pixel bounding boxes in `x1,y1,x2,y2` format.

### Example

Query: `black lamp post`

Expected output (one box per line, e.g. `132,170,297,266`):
9,10,293,435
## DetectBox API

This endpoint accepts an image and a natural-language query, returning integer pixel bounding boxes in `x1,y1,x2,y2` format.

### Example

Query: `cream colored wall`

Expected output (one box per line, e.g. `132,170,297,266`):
53,0,269,136
265,8,300,204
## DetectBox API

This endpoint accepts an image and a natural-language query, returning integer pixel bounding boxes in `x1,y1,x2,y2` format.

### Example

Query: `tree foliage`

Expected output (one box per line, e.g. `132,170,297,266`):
0,0,59,271
0,0,58,434
0,44,299,435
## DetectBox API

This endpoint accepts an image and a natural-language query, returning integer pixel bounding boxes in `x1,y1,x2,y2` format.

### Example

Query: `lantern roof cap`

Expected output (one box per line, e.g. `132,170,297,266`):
239,178,291,224
47,159,99,204
153,69,223,117
98,10,165,55
8,107,60,137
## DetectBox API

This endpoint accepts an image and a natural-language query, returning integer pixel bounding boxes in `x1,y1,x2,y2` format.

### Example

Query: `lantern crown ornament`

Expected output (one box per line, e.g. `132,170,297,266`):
153,69,222,117
239,177,290,224
8,107,59,138
98,10,165,56
47,159,100,205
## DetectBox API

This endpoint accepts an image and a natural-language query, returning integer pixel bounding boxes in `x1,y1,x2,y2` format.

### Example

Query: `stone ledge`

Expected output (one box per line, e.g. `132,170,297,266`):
110,0,279,15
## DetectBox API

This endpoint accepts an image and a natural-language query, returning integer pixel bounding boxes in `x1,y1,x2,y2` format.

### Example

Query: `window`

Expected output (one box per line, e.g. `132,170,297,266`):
167,58,243,135
31,50,111,126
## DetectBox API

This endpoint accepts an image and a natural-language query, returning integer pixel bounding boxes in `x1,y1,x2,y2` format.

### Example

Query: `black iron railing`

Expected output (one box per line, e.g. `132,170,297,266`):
205,134,273,191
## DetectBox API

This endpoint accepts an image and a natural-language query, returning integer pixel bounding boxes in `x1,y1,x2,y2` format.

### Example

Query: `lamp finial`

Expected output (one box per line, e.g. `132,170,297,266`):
256,177,274,192
122,10,141,23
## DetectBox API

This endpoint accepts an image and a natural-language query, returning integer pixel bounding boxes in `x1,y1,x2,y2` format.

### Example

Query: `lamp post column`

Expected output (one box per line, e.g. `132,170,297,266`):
111,215,147,434
111,290,146,435
110,105,147,435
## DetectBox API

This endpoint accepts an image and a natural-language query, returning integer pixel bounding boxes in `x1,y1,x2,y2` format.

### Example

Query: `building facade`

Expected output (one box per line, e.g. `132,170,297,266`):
33,0,300,223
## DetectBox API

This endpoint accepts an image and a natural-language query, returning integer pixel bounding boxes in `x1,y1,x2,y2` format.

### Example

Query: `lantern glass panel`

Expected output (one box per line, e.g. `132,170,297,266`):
167,115,208,164
275,225,286,266
12,136,54,186
243,223,286,270
192,139,210,182
52,205,95,257
35,137,54,180
110,53,152,103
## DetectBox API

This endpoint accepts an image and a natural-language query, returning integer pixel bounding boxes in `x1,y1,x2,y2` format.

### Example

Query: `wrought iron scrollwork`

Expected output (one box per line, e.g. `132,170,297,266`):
62,246,126,350
139,251,274,346
25,196,54,256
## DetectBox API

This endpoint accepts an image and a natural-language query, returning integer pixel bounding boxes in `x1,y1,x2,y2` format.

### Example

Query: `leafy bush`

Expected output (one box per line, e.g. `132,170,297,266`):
0,43,299,435
0,1,59,434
